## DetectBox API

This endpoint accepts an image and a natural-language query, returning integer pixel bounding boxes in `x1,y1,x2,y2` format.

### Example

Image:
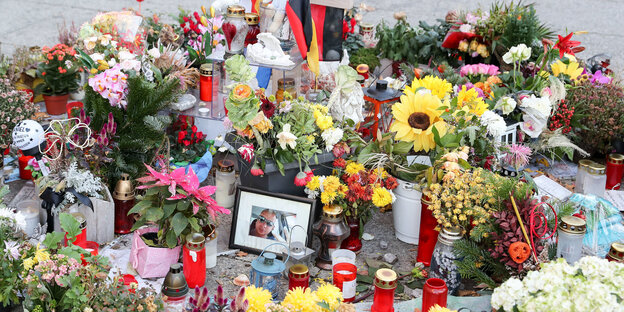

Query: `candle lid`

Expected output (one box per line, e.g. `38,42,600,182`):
578,159,594,169
607,242,624,262
322,204,343,219
608,153,624,165
360,23,374,32
113,173,135,200
559,216,586,234
227,5,245,17
289,263,309,276
200,63,213,76
587,163,606,175
356,64,369,74
438,227,462,245
198,107,210,116
218,159,235,172
374,268,397,289
278,78,295,88
245,13,259,25
185,232,206,250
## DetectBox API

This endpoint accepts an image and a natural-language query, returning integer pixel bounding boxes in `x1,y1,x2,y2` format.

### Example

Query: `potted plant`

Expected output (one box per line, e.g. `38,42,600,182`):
0,78,39,158
303,159,398,252
168,115,215,183
35,44,81,115
128,163,229,278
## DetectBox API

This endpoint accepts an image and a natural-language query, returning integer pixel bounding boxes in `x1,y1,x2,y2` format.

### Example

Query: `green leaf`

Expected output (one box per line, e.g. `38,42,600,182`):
189,217,201,232
316,301,331,310
145,207,164,222
166,230,178,248
171,212,189,237
357,143,376,163
60,213,81,241
42,232,65,249
392,141,413,155
457,158,472,170
357,274,374,284
129,199,152,214
163,202,177,219
356,284,370,293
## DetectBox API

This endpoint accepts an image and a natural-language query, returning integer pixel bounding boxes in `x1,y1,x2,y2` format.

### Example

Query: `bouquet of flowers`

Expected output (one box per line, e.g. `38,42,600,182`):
178,7,226,66
491,257,624,312
0,78,38,150
304,160,398,226
246,283,350,312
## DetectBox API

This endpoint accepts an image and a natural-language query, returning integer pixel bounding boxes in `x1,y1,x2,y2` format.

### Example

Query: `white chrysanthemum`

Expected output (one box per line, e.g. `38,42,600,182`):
480,110,506,138
321,127,344,151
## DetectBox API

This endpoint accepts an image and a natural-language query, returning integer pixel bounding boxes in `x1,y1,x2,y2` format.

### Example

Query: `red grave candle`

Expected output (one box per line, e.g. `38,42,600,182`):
416,194,439,266
332,262,357,302
199,63,214,102
371,269,398,312
606,153,624,190
422,278,448,312
288,264,310,291
18,155,34,180
183,233,206,288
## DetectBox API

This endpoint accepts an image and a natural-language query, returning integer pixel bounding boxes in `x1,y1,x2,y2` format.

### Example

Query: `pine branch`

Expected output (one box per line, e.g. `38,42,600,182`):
453,239,508,289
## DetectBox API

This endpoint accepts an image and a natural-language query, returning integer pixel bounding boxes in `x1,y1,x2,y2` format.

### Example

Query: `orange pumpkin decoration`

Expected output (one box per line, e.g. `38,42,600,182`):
509,242,531,264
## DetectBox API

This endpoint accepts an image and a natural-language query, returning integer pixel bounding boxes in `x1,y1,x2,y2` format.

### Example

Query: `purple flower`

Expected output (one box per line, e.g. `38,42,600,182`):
591,70,612,84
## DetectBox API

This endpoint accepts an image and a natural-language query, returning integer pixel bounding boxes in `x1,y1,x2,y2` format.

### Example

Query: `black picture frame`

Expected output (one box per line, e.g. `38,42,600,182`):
228,185,317,255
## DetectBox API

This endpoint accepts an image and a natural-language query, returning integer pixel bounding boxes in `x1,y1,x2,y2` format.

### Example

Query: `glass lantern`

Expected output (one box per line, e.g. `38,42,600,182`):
371,269,398,312
429,227,462,295
250,243,289,300
259,0,295,51
284,225,315,277
313,205,350,270
162,263,189,310
556,216,586,264
223,5,248,55
362,80,402,140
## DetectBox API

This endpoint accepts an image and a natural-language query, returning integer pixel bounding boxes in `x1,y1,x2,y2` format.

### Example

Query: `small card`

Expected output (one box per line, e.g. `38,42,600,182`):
533,175,573,201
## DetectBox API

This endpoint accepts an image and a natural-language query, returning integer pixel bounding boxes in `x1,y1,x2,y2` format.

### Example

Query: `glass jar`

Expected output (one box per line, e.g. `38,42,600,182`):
429,227,462,295
575,159,593,193
606,153,624,190
205,225,218,269
259,1,294,51
244,13,260,47
215,160,236,208
223,5,248,54
583,162,606,197
288,264,310,290
276,78,296,104
416,192,439,266
183,233,206,289
371,269,397,312
606,242,624,263
556,216,586,264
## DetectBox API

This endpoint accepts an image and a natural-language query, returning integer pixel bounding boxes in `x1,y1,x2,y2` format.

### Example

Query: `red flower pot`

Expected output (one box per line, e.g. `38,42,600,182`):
43,94,70,115
422,278,448,312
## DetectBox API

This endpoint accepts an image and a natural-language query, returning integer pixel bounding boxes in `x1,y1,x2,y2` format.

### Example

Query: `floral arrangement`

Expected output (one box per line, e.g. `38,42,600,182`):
491,257,624,312
178,6,225,66
0,78,38,150
168,115,209,164
88,64,129,108
143,45,199,91
35,44,81,96
304,160,398,226
246,283,349,312
143,13,184,49
130,164,229,248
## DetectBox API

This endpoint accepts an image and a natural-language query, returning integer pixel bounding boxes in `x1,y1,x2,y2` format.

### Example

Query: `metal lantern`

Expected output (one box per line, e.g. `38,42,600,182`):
283,225,315,277
250,243,290,300
363,80,402,140
313,205,350,270
162,263,189,302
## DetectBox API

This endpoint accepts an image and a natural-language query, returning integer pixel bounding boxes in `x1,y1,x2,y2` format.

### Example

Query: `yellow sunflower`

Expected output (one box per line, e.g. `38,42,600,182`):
390,91,448,152
405,76,453,100
551,60,583,80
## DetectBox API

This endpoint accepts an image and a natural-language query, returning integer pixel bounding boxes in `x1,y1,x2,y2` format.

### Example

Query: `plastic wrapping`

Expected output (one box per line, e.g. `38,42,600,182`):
566,193,624,257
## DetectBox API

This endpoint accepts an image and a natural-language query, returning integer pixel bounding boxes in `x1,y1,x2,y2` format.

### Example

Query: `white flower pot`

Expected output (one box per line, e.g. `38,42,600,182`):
392,178,422,244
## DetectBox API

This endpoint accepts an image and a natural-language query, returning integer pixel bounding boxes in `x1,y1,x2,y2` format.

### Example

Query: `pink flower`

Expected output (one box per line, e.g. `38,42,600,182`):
250,163,264,176
88,64,128,109
294,171,309,186
238,144,254,162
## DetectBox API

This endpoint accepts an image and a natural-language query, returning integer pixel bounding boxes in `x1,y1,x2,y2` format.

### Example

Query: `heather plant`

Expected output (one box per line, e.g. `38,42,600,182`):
568,80,624,155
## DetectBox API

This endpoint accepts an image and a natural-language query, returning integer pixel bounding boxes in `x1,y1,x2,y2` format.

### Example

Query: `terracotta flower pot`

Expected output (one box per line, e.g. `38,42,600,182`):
43,94,70,115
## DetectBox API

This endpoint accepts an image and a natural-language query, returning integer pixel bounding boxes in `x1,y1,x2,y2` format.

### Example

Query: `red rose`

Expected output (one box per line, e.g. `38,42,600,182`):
183,140,191,146
192,125,198,133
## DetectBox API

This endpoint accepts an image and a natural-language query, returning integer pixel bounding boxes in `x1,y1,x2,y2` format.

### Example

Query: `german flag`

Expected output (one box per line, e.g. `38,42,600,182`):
310,4,344,61
286,0,320,76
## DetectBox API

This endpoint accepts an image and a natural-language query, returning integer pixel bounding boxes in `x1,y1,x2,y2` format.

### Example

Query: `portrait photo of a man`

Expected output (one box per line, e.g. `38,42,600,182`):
249,208,278,240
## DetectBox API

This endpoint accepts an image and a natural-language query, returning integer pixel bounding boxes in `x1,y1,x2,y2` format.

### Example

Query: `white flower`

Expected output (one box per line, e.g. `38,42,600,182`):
521,95,552,118
520,109,548,138
321,127,344,151
4,241,20,260
277,124,297,150
83,36,97,51
502,43,531,64
459,24,473,33
117,50,136,61
495,96,517,115
121,59,141,72
107,58,117,67
147,47,161,59
480,110,506,138
99,34,112,46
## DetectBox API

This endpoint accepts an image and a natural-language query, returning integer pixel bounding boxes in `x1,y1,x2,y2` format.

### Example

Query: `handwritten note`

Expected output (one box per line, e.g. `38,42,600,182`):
533,175,573,201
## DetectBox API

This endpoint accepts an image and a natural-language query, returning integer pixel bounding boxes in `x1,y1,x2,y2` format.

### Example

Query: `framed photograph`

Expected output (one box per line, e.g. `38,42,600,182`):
229,186,317,255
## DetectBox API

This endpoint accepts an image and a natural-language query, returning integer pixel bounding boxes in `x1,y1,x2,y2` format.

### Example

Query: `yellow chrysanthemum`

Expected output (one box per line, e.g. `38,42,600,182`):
372,187,393,207
372,167,389,179
23,257,35,271
306,176,321,191
551,60,583,80
282,287,318,312
246,286,273,312
389,91,448,152
34,244,50,263
404,76,453,100
313,110,333,130
427,304,457,312
345,162,365,176
456,86,488,116
315,283,343,312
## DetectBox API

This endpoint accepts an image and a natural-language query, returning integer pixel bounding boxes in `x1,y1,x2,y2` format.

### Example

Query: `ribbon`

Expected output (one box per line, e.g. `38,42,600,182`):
529,202,557,262
39,186,94,233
